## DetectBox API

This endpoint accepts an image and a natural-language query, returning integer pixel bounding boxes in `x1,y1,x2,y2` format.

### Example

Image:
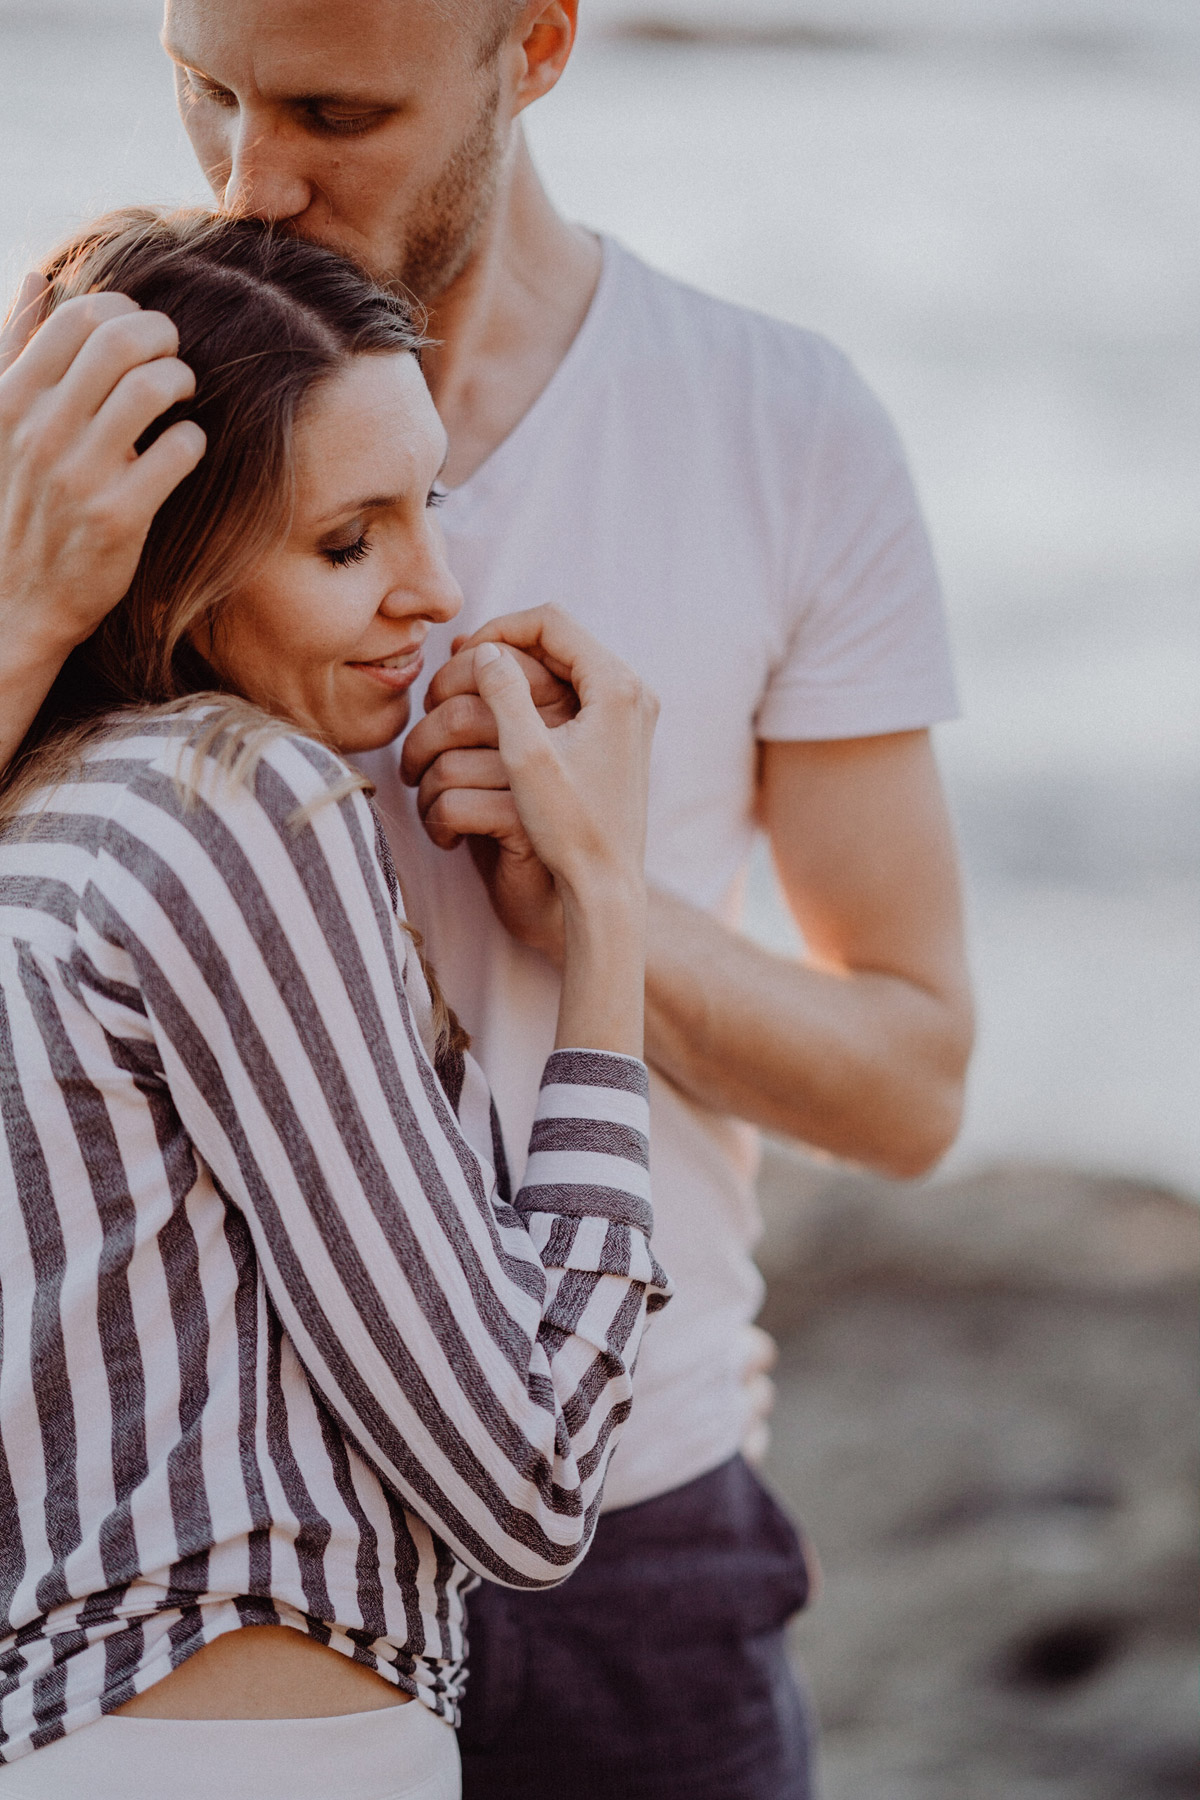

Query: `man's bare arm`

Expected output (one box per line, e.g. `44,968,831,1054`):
643,733,973,1178
0,275,205,768
406,649,973,1178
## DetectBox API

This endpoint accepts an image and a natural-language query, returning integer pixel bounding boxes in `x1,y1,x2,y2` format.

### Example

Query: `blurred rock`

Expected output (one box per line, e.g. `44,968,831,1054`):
757,1142,1200,1799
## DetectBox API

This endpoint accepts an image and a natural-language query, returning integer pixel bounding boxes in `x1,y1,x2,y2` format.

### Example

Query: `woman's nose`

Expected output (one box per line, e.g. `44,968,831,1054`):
381,531,463,626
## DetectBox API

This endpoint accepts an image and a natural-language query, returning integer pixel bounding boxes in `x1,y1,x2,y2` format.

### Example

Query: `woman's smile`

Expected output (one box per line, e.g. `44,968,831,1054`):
203,352,461,753
347,644,425,692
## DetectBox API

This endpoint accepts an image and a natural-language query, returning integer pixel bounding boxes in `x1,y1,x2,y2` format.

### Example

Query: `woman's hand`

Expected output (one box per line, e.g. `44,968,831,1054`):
402,638,577,961
407,606,657,1055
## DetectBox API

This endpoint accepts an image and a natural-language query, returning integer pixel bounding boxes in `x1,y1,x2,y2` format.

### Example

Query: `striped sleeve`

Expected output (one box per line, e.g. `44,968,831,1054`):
78,731,668,1588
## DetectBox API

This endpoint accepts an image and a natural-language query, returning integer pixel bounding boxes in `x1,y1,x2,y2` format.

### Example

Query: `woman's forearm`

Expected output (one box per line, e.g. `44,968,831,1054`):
554,877,646,1057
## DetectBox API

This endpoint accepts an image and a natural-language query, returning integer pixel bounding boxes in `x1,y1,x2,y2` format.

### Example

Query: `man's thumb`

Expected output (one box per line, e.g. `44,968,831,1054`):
0,272,50,376
473,643,545,766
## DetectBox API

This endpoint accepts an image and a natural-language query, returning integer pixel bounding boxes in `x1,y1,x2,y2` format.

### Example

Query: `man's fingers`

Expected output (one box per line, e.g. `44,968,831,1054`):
84,355,198,465
401,693,499,786
53,308,185,427
423,786,522,851
0,292,141,404
416,747,507,822
115,419,207,520
743,1324,779,1378
0,273,50,376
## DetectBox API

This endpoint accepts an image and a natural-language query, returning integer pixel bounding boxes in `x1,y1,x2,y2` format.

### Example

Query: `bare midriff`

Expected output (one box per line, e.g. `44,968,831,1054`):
114,1624,412,1720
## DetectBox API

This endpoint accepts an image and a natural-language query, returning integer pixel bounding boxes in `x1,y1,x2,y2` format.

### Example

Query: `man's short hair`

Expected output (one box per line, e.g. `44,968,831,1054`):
473,0,524,64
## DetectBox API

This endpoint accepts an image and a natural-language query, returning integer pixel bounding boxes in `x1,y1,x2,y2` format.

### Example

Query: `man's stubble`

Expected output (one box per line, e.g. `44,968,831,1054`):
392,73,506,306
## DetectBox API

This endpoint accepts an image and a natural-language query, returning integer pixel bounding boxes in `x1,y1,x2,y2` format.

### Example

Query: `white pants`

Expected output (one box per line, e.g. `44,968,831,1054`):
0,1701,460,1799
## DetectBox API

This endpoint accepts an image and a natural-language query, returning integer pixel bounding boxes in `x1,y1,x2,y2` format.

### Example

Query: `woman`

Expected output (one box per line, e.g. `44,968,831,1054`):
0,211,665,1798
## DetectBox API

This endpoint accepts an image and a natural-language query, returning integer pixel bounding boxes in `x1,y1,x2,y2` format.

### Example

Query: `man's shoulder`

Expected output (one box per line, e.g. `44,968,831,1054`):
598,241,879,452
605,241,851,388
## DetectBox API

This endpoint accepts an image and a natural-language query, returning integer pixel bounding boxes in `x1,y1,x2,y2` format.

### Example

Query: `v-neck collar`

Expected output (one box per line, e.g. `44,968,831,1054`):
439,235,623,514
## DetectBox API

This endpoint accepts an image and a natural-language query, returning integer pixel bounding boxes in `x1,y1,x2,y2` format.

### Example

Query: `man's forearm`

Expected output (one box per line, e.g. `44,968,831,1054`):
0,642,67,773
644,887,972,1178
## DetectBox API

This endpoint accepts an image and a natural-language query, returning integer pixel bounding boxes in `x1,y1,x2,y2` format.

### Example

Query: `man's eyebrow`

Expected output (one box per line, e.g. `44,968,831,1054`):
163,44,400,111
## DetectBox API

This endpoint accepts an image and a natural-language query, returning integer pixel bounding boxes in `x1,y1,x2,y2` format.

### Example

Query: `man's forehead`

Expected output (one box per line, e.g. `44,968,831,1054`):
165,0,478,86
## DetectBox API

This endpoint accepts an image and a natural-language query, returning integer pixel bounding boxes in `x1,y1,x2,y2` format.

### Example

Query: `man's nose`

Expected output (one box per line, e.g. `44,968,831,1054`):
224,114,313,222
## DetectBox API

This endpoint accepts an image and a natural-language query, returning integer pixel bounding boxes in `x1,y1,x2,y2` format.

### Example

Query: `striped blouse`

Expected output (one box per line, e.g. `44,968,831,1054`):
0,710,667,1766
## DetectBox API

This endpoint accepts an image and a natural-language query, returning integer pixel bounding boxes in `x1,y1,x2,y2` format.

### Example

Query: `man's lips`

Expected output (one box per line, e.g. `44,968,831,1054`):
347,649,424,694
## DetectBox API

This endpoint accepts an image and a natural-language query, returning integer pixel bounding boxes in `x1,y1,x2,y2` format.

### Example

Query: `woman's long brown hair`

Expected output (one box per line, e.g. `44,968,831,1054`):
2,207,467,1052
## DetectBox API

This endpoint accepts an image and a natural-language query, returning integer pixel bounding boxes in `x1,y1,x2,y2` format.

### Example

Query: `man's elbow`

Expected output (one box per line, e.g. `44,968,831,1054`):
876,1017,973,1179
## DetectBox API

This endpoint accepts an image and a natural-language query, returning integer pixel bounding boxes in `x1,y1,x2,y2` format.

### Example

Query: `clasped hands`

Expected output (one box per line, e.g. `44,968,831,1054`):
402,610,608,965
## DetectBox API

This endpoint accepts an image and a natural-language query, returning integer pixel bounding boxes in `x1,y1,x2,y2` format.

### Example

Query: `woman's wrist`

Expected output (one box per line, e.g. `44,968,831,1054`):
554,878,647,1059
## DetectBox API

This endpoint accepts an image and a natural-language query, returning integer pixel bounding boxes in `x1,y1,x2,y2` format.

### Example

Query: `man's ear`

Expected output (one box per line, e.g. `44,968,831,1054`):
509,1,579,116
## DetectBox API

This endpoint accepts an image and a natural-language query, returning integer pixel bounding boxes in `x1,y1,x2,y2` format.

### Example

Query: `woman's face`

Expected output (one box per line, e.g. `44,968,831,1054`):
204,351,462,754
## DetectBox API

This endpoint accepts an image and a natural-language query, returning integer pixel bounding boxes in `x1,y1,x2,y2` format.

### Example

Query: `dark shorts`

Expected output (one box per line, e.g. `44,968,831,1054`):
457,1455,814,1800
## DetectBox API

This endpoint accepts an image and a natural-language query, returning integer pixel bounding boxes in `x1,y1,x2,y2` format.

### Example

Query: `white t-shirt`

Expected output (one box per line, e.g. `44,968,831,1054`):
361,238,957,1510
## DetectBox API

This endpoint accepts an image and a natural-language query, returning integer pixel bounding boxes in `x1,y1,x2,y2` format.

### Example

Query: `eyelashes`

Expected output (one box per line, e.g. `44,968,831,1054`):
323,489,444,567
325,535,370,568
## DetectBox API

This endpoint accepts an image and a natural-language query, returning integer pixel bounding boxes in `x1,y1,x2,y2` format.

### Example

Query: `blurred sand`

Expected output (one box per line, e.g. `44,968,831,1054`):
757,1138,1200,1799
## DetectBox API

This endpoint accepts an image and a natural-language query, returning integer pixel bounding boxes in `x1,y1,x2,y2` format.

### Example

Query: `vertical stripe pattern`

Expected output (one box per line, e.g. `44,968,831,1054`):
0,711,667,1768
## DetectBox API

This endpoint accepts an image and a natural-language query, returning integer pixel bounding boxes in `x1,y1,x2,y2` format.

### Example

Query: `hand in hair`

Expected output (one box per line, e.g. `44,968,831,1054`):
0,275,205,768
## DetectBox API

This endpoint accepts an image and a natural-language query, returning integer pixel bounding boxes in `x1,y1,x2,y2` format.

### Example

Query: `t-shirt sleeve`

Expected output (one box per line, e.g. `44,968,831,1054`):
756,346,959,742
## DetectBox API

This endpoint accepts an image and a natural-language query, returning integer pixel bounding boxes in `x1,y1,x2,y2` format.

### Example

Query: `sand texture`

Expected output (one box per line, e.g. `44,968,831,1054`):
757,1142,1200,1799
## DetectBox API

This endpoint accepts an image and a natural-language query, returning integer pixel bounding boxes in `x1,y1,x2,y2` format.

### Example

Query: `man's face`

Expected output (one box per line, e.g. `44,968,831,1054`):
164,0,514,301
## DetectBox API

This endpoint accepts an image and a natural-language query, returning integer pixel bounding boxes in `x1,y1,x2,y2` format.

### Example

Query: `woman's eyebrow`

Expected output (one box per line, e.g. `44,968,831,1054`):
314,454,448,527
314,494,403,527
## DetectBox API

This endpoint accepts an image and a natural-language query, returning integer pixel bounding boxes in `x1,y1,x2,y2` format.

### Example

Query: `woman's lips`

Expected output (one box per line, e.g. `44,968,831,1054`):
347,649,424,694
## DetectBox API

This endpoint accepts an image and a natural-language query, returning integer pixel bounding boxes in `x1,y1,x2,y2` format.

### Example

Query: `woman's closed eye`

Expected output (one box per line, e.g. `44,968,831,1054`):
324,533,371,569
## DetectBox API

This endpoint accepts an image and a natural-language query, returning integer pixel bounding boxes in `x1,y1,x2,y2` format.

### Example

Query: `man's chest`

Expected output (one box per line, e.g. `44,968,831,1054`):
433,493,789,888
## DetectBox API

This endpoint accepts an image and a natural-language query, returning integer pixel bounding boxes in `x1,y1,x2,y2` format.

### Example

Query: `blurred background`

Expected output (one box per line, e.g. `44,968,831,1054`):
2,1,1196,1794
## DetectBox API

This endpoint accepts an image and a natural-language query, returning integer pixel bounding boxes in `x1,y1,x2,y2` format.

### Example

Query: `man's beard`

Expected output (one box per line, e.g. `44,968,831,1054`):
393,78,505,306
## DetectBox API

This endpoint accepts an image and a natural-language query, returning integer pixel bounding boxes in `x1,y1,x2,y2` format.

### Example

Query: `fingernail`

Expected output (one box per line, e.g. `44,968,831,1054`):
475,643,501,668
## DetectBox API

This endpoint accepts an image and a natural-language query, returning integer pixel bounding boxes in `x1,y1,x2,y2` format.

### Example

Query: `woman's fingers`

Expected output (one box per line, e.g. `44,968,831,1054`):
0,274,50,377
401,693,499,787
472,644,552,776
452,605,621,702
425,640,576,715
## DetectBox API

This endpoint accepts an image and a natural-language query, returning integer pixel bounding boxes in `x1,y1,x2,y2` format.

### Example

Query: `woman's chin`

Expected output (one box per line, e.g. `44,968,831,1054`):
328,694,413,758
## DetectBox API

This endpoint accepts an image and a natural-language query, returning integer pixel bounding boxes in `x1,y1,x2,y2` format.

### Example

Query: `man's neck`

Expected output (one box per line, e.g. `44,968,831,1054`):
420,129,602,488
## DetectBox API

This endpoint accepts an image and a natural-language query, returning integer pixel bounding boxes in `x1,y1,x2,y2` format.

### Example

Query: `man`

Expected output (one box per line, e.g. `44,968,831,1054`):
0,3,973,1794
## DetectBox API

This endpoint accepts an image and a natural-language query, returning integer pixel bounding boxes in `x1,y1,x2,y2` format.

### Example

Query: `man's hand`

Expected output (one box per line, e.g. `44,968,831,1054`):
401,629,579,960
0,275,205,765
